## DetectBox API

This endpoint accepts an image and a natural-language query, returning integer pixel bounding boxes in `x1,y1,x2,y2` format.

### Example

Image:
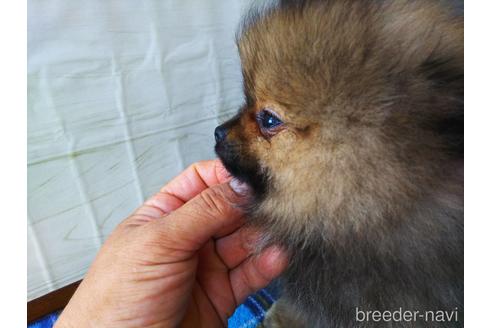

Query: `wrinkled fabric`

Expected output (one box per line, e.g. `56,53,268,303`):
28,0,251,300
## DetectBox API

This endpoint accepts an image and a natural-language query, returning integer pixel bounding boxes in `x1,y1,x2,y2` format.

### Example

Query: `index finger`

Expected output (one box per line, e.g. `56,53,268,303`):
144,159,231,215
162,159,231,199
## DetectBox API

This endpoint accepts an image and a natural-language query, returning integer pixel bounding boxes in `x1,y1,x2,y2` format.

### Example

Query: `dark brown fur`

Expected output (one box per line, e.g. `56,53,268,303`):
215,0,463,327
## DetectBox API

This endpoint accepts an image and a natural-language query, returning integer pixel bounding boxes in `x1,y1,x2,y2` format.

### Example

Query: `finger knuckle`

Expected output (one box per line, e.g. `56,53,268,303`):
198,187,229,217
189,160,207,172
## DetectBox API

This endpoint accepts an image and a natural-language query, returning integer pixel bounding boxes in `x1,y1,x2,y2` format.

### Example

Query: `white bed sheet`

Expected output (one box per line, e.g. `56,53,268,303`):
28,0,252,300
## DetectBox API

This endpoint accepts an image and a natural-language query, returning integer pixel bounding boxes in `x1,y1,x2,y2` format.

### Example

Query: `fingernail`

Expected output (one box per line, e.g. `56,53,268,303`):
229,178,251,195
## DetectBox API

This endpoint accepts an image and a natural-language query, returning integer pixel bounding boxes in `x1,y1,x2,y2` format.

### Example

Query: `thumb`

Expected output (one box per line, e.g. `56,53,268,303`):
154,179,251,252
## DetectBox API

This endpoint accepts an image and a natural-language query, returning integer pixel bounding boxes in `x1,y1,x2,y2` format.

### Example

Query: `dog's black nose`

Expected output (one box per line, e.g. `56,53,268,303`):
214,125,228,143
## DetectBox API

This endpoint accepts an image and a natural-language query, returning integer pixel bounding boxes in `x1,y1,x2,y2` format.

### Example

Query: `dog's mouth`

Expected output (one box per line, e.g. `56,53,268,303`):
215,141,268,197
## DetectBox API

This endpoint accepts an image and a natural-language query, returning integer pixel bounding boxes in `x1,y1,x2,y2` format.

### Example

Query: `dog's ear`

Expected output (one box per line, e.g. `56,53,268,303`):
420,53,463,95
418,4,463,158
381,0,463,158
420,50,463,158
415,1,463,98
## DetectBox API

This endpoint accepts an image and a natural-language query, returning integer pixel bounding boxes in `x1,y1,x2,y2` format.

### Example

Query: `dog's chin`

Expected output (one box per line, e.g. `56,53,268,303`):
215,142,268,197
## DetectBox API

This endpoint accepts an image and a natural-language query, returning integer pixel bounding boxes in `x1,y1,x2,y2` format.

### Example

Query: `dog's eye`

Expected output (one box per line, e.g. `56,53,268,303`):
257,110,283,130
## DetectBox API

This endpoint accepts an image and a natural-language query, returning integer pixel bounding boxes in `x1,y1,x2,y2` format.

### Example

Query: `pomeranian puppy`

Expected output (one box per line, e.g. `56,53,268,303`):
214,0,463,327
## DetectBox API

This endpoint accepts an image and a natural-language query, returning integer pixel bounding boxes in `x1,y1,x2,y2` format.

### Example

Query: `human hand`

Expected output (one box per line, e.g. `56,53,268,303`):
55,159,288,328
